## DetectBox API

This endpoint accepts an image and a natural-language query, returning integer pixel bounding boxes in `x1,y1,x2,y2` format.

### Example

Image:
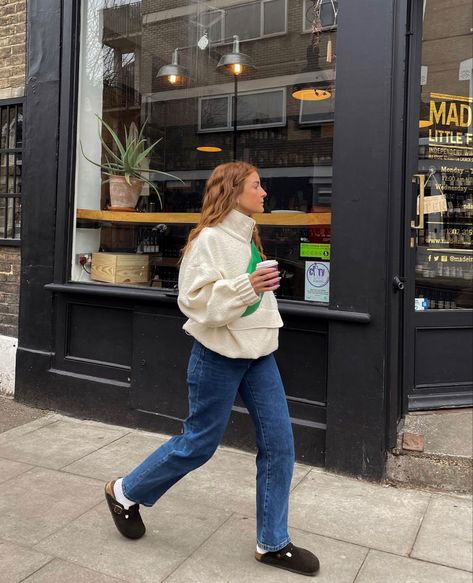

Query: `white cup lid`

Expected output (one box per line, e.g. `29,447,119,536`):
255,260,278,270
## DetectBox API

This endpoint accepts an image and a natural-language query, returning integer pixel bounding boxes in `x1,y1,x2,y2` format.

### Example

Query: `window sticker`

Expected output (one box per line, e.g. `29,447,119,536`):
300,242,331,259
415,298,429,311
305,261,330,302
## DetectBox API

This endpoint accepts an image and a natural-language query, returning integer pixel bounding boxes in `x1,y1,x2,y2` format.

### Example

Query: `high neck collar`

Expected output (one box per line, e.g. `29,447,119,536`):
217,209,256,243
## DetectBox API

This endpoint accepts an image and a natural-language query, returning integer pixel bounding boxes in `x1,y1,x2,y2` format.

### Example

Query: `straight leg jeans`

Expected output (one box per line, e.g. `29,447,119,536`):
122,341,295,551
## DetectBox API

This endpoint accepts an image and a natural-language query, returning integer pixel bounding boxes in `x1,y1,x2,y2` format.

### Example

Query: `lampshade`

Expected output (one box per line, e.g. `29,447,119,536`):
156,49,189,85
292,84,331,101
216,35,255,76
196,146,222,152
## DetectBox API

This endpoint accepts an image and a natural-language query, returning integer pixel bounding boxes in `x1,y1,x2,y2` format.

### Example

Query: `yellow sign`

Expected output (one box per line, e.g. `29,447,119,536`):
429,93,473,158
428,93,473,147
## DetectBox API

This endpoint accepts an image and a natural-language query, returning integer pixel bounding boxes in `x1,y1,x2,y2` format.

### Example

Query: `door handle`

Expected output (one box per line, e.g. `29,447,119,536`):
410,173,426,230
393,276,406,291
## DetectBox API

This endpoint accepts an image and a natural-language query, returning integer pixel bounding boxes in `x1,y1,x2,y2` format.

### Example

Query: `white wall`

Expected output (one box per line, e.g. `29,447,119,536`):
0,335,17,396
71,0,105,281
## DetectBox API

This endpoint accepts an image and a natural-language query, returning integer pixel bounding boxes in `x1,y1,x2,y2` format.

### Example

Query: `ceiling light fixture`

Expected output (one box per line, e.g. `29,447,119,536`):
216,35,255,160
196,146,222,152
292,85,331,101
156,49,189,85
216,35,255,76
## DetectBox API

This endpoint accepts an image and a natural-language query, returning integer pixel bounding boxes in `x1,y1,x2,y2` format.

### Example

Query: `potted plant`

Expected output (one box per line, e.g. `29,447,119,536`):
81,116,180,210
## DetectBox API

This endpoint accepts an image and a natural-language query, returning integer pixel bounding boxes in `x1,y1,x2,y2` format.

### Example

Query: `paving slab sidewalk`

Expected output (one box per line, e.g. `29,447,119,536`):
0,409,471,583
0,395,50,434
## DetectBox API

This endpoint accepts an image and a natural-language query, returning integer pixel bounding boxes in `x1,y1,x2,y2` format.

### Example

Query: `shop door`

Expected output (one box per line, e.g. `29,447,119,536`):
404,0,473,410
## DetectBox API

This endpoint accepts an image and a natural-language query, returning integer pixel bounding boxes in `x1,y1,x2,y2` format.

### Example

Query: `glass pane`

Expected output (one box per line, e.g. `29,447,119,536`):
303,0,338,31
16,109,23,148
225,4,260,41
263,0,286,35
200,97,229,130
320,0,337,28
15,198,21,239
0,154,6,192
414,0,473,310
233,90,284,127
299,91,335,125
200,11,224,44
0,107,7,150
73,0,337,304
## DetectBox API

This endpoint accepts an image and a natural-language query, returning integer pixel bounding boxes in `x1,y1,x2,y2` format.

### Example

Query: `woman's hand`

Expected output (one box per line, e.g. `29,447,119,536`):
249,268,280,294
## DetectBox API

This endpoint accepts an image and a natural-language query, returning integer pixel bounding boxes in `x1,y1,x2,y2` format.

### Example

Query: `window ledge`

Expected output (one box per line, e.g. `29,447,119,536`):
44,282,371,323
277,299,370,323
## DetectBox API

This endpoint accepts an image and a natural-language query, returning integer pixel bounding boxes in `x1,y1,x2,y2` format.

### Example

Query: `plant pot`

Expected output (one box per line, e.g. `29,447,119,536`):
108,176,144,210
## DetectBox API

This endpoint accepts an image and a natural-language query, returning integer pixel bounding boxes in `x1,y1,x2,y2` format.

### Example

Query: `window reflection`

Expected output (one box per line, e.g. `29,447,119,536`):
414,0,473,310
74,0,337,305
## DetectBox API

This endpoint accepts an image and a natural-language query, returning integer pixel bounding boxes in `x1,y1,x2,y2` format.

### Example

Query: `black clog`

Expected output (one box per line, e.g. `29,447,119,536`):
256,542,320,576
105,480,146,540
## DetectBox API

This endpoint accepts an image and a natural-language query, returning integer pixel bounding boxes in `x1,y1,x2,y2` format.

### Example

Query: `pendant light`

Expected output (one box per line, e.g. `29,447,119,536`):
292,85,331,101
196,146,222,152
291,47,332,101
156,49,189,85
216,35,255,76
292,0,336,101
216,35,255,161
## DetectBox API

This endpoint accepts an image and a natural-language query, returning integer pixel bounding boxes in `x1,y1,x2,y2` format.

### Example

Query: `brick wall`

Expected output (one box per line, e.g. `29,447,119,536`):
0,246,20,337
0,0,26,340
0,0,26,100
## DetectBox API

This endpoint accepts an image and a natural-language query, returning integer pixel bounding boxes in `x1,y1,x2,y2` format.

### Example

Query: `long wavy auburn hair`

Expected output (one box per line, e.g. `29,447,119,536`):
181,161,266,258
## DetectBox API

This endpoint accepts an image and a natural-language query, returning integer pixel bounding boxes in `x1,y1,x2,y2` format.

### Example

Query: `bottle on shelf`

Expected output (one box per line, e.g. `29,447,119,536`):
135,193,149,212
148,190,161,213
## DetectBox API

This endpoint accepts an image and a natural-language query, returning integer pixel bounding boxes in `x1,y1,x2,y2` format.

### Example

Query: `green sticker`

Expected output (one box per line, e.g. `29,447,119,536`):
300,243,331,259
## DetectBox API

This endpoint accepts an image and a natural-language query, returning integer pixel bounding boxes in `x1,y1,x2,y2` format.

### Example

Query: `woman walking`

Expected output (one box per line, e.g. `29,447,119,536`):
105,162,320,577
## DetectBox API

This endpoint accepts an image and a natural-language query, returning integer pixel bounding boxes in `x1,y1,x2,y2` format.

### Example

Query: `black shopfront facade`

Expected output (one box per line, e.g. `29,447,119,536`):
16,0,472,481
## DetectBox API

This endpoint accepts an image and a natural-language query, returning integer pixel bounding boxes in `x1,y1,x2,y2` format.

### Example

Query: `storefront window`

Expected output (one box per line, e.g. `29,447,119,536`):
414,0,472,310
73,0,338,304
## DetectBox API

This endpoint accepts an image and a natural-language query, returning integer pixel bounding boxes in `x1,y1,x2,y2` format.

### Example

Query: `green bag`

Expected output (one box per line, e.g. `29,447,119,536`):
241,241,263,317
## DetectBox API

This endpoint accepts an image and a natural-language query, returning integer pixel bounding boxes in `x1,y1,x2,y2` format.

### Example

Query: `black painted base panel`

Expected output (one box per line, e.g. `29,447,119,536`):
15,348,136,429
15,348,326,467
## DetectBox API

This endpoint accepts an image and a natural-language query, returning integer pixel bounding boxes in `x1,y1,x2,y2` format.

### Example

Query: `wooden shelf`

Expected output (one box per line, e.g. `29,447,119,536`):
76,209,331,226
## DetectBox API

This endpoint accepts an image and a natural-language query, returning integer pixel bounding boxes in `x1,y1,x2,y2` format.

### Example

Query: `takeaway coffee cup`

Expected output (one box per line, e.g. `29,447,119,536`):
255,259,278,271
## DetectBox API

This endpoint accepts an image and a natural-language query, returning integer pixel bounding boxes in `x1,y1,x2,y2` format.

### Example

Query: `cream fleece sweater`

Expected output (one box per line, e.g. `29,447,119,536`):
178,209,283,359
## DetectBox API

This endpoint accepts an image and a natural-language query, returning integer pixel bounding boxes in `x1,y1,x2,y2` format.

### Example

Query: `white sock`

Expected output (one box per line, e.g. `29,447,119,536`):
113,478,134,510
256,544,268,555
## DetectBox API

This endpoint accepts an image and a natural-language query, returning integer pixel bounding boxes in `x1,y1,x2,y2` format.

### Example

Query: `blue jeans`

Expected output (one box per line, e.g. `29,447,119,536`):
122,340,295,551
